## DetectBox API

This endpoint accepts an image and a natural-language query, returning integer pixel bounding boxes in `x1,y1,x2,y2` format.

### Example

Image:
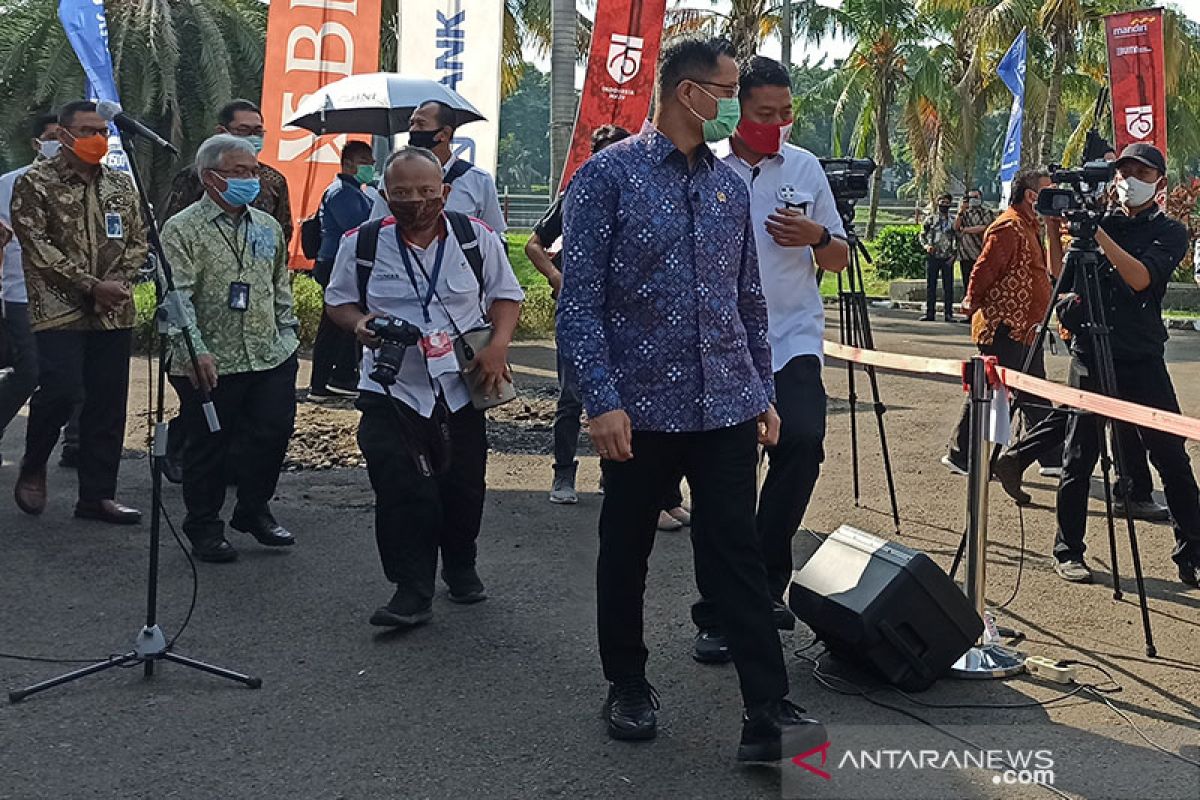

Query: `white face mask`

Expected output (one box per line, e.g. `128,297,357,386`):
37,139,61,159
968,197,981,208
1116,175,1158,207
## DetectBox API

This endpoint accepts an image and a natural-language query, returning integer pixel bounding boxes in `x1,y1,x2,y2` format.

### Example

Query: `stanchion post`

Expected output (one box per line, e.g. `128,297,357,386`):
950,356,1025,679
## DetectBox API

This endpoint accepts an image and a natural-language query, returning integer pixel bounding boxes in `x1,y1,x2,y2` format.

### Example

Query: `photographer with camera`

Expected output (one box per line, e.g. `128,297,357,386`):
1049,144,1199,587
325,147,524,626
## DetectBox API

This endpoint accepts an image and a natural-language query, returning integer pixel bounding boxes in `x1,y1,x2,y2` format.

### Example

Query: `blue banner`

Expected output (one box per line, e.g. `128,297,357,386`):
58,0,129,170
997,29,1027,184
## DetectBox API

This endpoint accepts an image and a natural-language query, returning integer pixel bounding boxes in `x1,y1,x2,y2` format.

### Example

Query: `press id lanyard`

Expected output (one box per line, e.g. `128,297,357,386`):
396,228,446,324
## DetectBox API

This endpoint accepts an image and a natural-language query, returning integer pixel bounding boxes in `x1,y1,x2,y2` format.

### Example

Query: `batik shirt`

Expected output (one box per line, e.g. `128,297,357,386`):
160,194,298,376
921,212,958,260
10,155,148,331
556,124,774,433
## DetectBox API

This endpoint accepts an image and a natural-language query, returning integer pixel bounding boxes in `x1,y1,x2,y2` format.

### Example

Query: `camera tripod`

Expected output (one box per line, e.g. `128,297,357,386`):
9,133,261,702
996,221,1155,657
835,201,901,533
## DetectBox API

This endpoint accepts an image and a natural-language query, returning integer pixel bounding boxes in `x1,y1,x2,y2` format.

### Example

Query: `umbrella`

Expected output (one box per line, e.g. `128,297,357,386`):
284,73,485,136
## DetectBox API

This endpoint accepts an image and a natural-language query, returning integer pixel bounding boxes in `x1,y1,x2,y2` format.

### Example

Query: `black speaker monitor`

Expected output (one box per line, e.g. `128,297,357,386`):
788,525,983,691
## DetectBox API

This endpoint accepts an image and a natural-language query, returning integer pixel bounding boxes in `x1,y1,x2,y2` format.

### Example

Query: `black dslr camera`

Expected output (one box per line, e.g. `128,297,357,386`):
819,157,876,203
1036,160,1116,240
366,315,422,386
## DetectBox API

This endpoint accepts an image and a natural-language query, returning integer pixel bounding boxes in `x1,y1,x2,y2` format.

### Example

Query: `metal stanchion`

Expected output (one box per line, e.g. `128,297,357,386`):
950,356,1025,679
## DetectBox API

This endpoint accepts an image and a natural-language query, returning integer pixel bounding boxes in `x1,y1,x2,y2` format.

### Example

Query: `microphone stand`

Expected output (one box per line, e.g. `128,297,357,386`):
9,133,261,702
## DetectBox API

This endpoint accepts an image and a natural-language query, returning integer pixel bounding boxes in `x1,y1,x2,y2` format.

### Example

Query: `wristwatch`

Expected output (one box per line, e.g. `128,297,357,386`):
814,226,833,249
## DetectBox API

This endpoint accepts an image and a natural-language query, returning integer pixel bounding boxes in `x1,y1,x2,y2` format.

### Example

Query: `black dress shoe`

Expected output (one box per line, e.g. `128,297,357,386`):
1179,561,1199,588
738,699,827,763
74,499,142,525
230,515,295,547
773,601,796,631
693,630,732,664
59,446,79,469
161,454,184,485
191,537,238,563
1114,497,1171,523
992,454,1032,505
442,566,487,604
604,678,659,741
369,589,433,627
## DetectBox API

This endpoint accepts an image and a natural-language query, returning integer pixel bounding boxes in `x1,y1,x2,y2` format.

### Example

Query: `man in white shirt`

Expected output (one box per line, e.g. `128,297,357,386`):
0,113,62,463
692,56,849,663
369,101,507,235
326,147,523,628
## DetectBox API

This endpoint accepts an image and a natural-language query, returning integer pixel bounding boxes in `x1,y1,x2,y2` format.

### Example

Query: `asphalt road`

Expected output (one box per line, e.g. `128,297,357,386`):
0,310,1197,800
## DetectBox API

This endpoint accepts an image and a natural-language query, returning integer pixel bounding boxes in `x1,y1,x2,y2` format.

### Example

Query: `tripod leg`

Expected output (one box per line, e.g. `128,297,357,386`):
863,364,901,533
8,652,140,703
1096,419,1122,600
160,651,263,689
840,291,862,507
950,526,968,581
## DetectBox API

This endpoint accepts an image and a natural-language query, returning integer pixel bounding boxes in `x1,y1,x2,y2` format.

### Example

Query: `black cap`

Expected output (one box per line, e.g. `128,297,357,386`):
1115,143,1166,174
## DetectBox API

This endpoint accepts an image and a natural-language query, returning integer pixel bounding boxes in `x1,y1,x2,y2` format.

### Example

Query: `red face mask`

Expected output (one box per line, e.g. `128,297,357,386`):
735,119,793,156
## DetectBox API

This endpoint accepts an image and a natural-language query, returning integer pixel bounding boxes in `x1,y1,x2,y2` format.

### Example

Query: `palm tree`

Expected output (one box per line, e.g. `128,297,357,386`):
0,0,267,203
666,1,783,58
549,0,576,192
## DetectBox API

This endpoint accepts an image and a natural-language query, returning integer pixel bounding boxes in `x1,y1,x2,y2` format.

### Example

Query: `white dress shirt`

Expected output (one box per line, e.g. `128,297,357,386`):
325,214,524,416
370,154,508,234
0,164,33,304
714,141,845,371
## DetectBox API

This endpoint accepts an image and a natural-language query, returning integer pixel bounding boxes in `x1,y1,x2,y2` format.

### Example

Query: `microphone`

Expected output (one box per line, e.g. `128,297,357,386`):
97,100,179,154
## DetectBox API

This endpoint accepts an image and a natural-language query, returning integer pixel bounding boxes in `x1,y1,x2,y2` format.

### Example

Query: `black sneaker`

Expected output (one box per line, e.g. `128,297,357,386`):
773,601,796,631
1178,561,1199,588
738,699,827,764
604,678,659,741
1114,497,1171,523
992,454,1032,505
693,630,732,664
369,589,433,627
59,446,79,469
442,566,487,604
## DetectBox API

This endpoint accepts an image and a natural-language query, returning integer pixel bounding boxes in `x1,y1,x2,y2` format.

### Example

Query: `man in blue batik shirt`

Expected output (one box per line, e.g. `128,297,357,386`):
557,37,824,763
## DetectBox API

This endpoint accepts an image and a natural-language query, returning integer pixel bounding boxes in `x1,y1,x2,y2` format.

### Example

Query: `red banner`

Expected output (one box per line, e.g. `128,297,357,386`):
559,0,666,191
259,0,382,267
1105,8,1167,157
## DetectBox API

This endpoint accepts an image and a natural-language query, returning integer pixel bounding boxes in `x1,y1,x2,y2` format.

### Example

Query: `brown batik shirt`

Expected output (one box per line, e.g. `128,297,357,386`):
964,205,1052,346
164,161,293,243
10,156,148,332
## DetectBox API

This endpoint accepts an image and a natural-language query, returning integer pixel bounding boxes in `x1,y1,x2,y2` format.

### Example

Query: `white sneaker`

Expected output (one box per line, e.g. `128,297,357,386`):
657,510,684,531
1054,559,1093,583
1039,466,1064,478
940,455,968,476
549,477,578,505
665,505,691,526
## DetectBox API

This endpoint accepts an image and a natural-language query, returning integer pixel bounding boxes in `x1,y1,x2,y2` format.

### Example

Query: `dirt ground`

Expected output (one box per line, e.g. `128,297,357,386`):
0,308,1197,799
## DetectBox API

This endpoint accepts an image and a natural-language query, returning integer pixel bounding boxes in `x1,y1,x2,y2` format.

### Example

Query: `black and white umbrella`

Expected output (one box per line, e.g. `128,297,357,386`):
285,73,485,136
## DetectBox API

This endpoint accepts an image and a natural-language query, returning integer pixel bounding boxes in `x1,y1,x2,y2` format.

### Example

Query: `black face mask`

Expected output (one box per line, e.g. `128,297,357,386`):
408,129,442,150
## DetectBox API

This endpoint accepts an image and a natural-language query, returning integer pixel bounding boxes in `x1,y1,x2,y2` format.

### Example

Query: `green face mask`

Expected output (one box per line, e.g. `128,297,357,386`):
355,164,376,185
243,134,265,155
687,83,741,143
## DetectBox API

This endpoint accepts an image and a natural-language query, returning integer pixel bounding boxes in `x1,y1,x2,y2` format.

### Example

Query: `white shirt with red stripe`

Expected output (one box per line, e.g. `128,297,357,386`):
325,214,524,416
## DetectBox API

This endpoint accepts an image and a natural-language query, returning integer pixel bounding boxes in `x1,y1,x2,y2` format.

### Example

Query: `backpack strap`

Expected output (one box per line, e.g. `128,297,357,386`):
355,218,385,311
444,159,472,185
444,210,485,301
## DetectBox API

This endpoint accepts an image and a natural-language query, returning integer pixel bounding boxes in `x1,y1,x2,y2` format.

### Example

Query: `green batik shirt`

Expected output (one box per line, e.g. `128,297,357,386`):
161,193,299,376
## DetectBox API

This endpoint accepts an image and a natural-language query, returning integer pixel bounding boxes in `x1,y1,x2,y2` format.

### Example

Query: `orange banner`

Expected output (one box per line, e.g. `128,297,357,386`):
259,0,382,268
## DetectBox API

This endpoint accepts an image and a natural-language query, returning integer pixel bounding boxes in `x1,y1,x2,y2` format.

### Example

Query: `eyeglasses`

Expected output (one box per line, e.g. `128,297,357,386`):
685,79,740,98
66,125,109,139
227,125,266,137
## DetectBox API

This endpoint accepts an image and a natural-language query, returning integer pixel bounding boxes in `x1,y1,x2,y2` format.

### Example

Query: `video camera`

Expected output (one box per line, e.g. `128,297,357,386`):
1035,160,1116,239
819,157,876,203
366,315,422,386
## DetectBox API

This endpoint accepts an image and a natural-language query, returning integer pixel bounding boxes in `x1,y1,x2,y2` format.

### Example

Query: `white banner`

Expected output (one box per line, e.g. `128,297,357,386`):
398,0,503,175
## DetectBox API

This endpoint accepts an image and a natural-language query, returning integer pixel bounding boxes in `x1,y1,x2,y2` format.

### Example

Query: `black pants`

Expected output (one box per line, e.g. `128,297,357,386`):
169,354,297,544
310,258,359,391
357,396,487,603
925,255,955,319
959,258,976,290
1055,355,1200,567
24,328,131,501
0,302,38,445
948,326,1053,467
552,345,583,478
598,420,788,707
693,356,826,634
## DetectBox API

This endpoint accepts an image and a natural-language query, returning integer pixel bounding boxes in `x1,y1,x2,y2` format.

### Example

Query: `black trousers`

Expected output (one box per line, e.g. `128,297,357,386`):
169,354,297,543
357,397,487,603
693,356,826,633
598,420,788,707
959,258,976,290
0,302,38,443
552,345,583,477
310,258,359,391
948,326,1053,466
1055,355,1200,567
925,255,955,319
24,328,131,501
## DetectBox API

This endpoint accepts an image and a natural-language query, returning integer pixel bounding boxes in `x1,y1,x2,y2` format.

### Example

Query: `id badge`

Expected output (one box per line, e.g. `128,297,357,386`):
420,330,458,378
228,281,251,311
104,212,123,239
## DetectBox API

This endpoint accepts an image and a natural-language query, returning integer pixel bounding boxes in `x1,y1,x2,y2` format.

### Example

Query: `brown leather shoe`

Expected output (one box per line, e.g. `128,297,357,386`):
14,467,47,516
74,499,143,525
